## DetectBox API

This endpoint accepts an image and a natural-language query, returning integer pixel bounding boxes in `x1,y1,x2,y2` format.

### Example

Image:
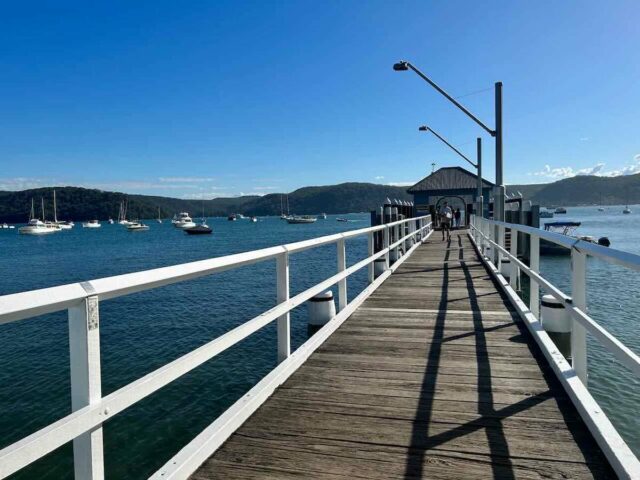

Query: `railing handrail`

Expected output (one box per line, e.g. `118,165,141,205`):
0,216,429,325
0,214,433,480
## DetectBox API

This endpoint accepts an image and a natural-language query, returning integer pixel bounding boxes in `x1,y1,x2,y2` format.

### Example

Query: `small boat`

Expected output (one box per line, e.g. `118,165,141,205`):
539,211,554,218
597,207,605,212
623,206,631,214
52,190,74,229
1,223,8,229
554,207,567,214
19,198,61,235
250,216,258,222
82,220,101,228
336,218,349,222
157,207,163,223
108,218,115,224
287,215,317,224
227,214,237,221
320,213,327,219
185,219,212,235
127,222,149,231
541,222,610,255
172,212,196,229
19,219,59,235
117,199,133,225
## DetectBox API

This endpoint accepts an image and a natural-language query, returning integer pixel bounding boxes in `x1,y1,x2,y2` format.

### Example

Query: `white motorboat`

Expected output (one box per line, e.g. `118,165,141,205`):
287,215,317,224
127,222,150,231
623,206,631,214
19,198,61,235
1,223,8,229
173,212,196,228
82,220,101,228
250,216,258,222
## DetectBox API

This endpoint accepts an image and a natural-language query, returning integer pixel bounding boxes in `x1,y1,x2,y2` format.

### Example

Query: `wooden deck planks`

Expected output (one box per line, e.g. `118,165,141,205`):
192,231,613,479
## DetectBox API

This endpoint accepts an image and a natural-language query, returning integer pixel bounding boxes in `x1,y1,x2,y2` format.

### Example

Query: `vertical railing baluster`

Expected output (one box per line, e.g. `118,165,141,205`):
571,249,588,385
276,251,290,363
510,227,518,289
395,222,400,256
383,225,390,270
69,295,104,480
337,239,347,311
530,234,540,319
367,232,374,284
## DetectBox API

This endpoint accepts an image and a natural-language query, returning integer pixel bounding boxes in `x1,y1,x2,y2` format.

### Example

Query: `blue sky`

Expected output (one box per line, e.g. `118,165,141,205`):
1,0,638,198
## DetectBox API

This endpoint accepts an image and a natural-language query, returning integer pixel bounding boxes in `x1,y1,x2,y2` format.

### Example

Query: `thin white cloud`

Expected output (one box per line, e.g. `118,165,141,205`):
374,176,385,180
387,181,414,187
158,177,216,183
580,137,590,142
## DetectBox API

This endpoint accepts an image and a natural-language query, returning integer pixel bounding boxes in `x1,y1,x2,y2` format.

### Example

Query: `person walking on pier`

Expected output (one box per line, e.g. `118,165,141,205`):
441,202,452,241
454,208,461,228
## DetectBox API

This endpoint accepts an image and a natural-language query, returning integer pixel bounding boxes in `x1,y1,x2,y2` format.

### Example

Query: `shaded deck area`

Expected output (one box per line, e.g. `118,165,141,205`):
192,231,613,479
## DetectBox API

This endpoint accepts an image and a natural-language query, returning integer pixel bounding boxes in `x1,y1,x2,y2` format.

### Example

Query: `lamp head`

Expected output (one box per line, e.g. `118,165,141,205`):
418,125,428,132
393,61,409,71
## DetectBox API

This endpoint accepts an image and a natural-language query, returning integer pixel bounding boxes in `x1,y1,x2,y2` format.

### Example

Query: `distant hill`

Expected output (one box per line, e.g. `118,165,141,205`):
507,173,640,206
0,183,411,223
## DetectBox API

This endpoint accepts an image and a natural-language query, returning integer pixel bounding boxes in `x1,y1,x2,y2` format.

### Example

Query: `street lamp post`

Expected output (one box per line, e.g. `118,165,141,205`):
418,126,484,217
394,60,503,221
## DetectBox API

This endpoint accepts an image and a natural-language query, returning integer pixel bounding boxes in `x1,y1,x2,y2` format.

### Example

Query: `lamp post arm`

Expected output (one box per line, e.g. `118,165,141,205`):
406,62,495,137
426,128,477,169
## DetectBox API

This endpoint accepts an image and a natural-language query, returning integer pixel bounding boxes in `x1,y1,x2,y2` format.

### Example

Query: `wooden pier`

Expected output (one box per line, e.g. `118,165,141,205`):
192,231,613,479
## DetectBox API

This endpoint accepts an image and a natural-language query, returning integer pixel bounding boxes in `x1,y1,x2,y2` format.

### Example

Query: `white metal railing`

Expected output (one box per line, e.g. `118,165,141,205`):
0,215,432,480
469,215,640,479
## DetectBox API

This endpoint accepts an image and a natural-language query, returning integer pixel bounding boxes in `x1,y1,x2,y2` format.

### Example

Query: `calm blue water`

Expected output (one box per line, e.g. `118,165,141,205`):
1,207,638,478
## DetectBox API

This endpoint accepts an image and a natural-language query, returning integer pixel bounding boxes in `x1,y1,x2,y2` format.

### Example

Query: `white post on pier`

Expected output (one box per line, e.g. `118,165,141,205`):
68,295,104,480
367,232,374,284
571,249,588,385
276,252,290,363
337,239,347,311
510,228,518,290
530,235,540,319
383,226,390,270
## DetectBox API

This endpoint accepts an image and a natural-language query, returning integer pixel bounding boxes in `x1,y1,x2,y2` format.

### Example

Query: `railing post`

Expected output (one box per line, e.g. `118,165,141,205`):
68,295,104,480
395,223,400,254
383,226,390,269
276,251,290,363
367,232,374,284
497,224,505,269
530,234,540,319
510,227,518,290
337,238,347,311
571,249,588,385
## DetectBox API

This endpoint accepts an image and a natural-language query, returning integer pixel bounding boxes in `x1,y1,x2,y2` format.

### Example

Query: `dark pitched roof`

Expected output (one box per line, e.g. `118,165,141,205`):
407,166,494,193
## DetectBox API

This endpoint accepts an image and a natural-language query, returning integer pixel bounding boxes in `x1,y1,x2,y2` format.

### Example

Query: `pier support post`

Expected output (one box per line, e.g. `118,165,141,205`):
276,252,290,362
69,295,104,480
337,239,347,311
571,250,588,385
530,235,540,319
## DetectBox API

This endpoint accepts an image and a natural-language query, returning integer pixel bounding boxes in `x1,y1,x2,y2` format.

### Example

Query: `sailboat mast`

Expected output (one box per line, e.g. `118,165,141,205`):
53,189,58,223
41,198,45,221
30,198,34,221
